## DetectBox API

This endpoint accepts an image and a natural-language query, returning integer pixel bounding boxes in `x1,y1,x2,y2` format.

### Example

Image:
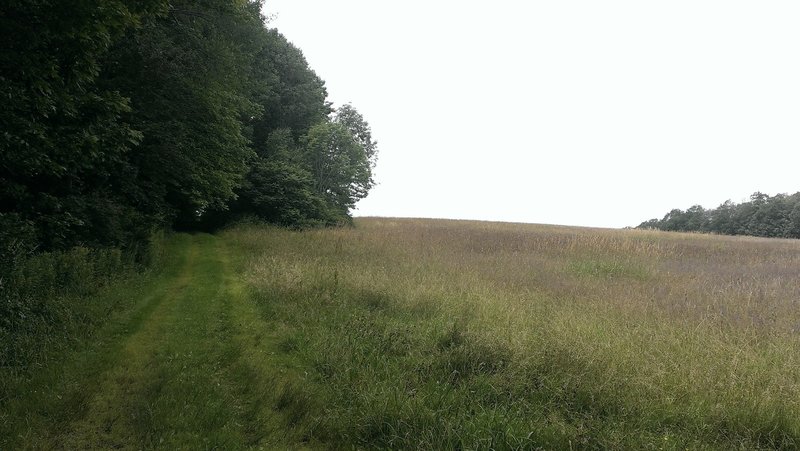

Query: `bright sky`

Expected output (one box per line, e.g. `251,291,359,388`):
264,1,800,228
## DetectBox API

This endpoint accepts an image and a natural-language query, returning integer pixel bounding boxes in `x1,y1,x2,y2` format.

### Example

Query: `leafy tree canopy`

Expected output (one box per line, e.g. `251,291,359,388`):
1,0,379,256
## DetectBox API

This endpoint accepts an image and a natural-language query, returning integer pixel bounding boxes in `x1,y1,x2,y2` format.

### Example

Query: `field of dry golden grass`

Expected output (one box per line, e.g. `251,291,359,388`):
227,217,800,449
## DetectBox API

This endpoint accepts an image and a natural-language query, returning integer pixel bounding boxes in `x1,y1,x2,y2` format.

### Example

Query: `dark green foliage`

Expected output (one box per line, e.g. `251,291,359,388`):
222,102,378,228
104,0,263,229
0,0,168,251
221,128,334,228
2,0,377,244
0,233,163,373
235,157,332,227
250,29,332,143
638,191,800,238
218,30,375,228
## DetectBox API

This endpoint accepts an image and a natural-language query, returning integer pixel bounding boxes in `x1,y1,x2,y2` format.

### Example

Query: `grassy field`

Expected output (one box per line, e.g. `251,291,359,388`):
3,218,800,449
227,218,800,449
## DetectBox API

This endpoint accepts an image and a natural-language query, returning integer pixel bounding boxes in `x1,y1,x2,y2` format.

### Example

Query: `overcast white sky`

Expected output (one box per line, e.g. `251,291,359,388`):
264,1,800,228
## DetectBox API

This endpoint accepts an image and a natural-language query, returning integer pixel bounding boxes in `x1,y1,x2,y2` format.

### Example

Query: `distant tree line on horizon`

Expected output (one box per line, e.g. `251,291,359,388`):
637,192,800,238
1,0,377,259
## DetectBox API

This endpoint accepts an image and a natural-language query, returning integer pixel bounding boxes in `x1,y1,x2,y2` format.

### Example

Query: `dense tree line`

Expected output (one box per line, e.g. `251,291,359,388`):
637,192,800,238
1,0,376,260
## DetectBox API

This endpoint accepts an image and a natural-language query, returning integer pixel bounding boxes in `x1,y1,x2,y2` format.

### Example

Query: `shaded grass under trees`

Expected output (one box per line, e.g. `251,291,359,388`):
0,232,165,383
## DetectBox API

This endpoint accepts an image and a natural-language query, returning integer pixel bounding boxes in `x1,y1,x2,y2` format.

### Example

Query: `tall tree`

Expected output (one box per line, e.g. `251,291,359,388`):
2,0,380,250
305,106,377,218
334,104,378,164
103,0,264,229
202,23,338,229
250,29,331,146
225,129,332,227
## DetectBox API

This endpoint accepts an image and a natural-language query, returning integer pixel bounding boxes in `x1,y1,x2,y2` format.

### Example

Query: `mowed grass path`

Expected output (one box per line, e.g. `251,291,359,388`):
2,234,308,449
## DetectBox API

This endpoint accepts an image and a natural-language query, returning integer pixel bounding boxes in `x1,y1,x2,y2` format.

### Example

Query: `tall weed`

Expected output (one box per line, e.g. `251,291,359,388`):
0,233,163,373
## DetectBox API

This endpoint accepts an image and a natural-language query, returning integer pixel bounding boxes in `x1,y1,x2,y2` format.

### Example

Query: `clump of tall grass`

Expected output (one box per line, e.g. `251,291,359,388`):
0,232,166,377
